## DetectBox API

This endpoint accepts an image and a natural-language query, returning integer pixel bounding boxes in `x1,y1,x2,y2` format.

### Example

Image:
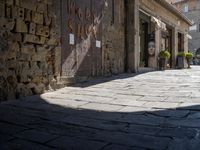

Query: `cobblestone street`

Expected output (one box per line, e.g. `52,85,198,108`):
1,67,200,150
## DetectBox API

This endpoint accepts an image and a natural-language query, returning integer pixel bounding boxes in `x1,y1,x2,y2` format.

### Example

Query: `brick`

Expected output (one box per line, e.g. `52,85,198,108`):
30,62,43,76
39,36,46,44
15,19,28,33
29,23,36,35
16,52,31,61
12,6,24,20
0,18,15,30
7,42,20,59
21,0,37,10
36,25,50,37
10,33,22,42
36,2,47,13
23,34,46,44
32,11,44,24
6,60,18,69
24,9,32,22
21,44,35,54
47,38,59,46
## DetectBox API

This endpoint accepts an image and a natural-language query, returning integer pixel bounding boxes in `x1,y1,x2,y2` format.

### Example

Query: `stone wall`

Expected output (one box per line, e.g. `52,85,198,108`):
0,0,127,101
0,0,61,101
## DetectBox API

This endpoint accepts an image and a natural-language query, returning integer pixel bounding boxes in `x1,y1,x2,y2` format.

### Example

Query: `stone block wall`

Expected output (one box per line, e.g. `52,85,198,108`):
0,0,61,101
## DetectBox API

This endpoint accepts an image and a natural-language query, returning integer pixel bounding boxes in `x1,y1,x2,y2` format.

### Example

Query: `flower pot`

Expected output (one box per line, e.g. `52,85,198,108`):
159,58,167,70
177,56,185,69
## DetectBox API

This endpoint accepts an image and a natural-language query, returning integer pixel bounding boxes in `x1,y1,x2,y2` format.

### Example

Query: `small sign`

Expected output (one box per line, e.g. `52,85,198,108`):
96,40,101,48
69,34,75,45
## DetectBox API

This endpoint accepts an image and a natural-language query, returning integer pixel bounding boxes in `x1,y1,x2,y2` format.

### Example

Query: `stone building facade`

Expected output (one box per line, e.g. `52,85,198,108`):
171,0,200,55
139,0,192,68
0,0,191,101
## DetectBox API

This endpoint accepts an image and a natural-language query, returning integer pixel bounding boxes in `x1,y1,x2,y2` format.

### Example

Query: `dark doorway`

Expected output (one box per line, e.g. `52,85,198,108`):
178,32,184,52
167,28,173,68
140,20,149,67
163,27,173,68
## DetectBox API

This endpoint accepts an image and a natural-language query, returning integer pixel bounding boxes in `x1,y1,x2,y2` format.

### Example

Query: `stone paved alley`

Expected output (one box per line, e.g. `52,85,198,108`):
0,67,200,150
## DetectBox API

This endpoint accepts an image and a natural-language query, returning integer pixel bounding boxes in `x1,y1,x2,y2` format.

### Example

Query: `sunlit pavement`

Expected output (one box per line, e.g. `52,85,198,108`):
1,66,200,150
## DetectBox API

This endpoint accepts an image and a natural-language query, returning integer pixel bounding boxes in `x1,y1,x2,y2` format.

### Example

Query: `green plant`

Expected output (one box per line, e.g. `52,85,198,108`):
177,52,186,57
159,50,171,59
185,52,193,60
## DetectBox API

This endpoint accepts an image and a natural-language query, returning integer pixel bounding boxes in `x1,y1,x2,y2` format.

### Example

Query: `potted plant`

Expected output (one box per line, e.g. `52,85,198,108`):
185,52,193,68
159,50,171,70
177,52,186,69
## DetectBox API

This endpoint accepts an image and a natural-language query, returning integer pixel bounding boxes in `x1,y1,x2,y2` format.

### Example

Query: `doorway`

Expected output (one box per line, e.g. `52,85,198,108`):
140,19,149,67
161,27,173,67
178,32,184,52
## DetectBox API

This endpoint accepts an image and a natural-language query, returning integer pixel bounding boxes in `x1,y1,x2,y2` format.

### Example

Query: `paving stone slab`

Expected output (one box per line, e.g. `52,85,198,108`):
124,124,161,136
102,144,146,150
118,114,165,126
138,96,167,102
148,109,190,118
157,127,198,139
94,131,171,150
165,118,200,128
0,122,27,136
143,102,179,109
167,138,200,150
79,103,124,112
15,129,59,144
61,115,128,131
47,136,107,150
110,99,146,107
118,106,151,113
2,139,54,150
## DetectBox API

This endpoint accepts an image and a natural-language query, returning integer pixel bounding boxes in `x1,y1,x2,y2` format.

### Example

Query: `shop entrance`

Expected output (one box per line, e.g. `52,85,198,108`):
139,17,149,67
178,32,184,52
161,27,173,68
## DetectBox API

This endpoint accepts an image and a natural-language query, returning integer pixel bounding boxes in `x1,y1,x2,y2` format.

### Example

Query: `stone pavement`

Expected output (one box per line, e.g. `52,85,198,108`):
1,66,200,150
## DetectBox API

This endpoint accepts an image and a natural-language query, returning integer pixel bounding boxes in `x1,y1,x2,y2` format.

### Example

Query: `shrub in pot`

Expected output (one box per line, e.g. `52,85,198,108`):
185,52,193,68
177,52,186,69
159,50,171,70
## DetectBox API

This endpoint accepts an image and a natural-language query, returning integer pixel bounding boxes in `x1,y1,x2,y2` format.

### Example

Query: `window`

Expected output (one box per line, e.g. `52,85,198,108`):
182,4,188,12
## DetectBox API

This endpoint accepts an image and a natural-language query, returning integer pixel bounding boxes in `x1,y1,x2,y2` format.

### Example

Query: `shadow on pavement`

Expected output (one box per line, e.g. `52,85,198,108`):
0,94,200,150
73,69,159,88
